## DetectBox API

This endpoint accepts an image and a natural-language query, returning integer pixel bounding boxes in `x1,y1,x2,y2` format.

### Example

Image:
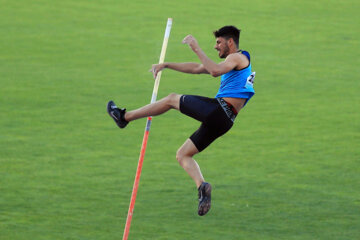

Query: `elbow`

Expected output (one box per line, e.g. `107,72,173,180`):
209,66,222,77
210,71,221,77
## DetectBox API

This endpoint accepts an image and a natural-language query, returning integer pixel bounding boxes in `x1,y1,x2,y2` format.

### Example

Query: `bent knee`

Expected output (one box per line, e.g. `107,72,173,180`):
176,149,183,164
176,148,194,166
167,93,179,98
176,149,187,165
166,93,181,109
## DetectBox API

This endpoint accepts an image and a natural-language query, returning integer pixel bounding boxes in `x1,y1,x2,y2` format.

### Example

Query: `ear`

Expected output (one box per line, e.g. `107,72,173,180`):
227,38,235,47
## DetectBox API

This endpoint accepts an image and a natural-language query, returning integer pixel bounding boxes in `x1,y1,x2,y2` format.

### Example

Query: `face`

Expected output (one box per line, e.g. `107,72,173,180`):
214,37,230,58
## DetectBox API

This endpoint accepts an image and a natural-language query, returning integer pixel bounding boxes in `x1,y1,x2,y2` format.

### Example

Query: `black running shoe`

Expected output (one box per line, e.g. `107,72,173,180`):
107,100,128,128
198,182,212,216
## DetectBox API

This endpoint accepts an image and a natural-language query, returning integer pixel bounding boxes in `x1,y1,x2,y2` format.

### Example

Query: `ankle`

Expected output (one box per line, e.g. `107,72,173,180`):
196,181,204,189
124,112,130,122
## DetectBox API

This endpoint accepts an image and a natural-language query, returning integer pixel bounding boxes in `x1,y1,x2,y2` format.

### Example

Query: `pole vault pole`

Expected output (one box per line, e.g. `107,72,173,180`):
122,18,172,240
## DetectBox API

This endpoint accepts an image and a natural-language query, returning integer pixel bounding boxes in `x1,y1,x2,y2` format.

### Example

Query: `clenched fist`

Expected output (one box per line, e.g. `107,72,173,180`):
182,35,200,52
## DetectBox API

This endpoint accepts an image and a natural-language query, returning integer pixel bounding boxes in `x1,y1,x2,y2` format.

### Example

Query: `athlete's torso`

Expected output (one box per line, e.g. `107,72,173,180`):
215,51,255,111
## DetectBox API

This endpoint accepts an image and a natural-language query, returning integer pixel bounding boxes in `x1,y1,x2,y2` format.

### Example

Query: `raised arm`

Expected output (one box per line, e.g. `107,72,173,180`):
182,35,241,77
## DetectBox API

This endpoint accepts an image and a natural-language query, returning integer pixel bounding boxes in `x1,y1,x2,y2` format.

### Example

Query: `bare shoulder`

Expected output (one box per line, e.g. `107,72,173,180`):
226,52,249,70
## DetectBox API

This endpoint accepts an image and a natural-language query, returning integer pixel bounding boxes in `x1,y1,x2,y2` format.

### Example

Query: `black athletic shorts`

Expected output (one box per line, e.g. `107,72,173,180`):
179,95,237,152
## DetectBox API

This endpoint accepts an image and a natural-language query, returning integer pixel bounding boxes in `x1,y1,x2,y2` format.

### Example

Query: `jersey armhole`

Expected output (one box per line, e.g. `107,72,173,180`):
234,50,250,71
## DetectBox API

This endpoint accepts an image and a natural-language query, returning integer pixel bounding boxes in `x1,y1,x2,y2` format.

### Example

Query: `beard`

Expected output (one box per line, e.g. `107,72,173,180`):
219,44,230,58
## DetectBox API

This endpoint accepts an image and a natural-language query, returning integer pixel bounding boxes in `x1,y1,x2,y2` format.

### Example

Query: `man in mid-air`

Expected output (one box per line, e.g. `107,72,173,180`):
107,26,255,216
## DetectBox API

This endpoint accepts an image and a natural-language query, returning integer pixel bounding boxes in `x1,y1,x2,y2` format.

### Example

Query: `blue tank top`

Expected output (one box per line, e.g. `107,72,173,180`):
215,51,255,101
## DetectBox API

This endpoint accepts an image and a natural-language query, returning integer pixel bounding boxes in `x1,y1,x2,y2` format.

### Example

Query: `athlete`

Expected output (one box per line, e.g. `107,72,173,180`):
107,26,255,216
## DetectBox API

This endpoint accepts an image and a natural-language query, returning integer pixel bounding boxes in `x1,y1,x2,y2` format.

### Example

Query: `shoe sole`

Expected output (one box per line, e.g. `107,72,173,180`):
107,101,117,120
198,183,212,216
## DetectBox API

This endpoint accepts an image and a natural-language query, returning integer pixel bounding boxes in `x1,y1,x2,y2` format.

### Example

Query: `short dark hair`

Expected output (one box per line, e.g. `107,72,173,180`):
213,26,241,47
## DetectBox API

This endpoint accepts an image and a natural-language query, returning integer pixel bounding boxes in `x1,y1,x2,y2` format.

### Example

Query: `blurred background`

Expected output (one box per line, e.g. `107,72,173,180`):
1,0,359,239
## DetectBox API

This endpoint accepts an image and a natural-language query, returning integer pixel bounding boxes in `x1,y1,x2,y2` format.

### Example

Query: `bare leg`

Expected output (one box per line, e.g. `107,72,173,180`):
125,93,181,122
176,139,204,188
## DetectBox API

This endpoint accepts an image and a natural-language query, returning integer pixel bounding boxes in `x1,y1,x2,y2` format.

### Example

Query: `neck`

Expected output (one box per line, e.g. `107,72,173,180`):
229,46,239,54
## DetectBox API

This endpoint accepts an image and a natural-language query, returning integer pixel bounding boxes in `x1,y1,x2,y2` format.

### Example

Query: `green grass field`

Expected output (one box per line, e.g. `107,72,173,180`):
1,0,359,239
